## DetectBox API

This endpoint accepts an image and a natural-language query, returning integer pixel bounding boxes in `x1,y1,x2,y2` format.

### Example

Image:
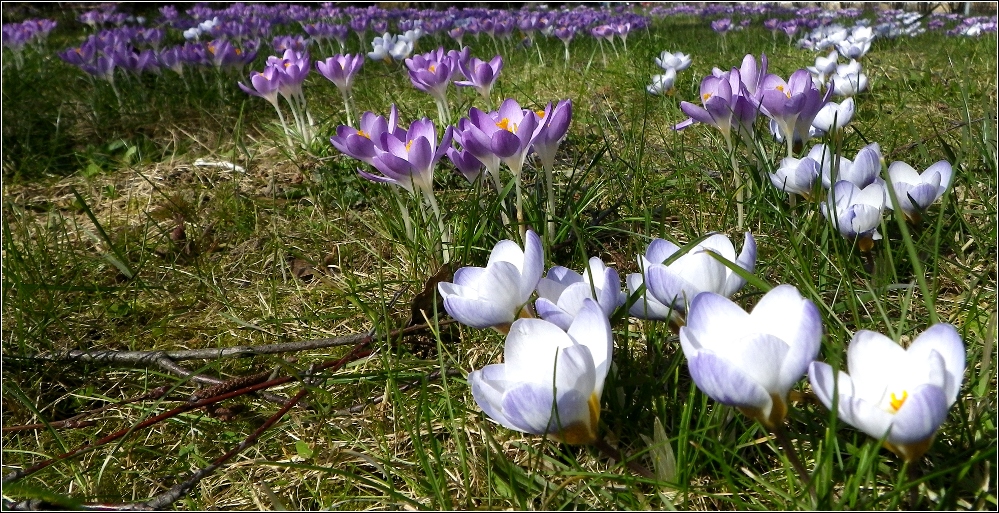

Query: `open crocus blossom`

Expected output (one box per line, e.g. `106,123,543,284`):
680,284,822,428
808,324,965,462
636,232,757,315
437,230,543,332
887,160,953,223
468,298,612,445
655,50,691,72
329,104,402,166
316,53,364,94
821,180,887,250
535,257,624,331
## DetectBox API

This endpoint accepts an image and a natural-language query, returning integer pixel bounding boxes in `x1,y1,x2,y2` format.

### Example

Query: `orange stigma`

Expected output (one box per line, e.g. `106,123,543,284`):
890,391,908,412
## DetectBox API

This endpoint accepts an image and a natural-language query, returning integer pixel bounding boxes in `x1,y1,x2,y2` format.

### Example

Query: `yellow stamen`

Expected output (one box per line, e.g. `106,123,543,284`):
776,84,791,98
207,44,216,54
283,61,291,69
536,109,546,118
429,64,436,72
496,117,510,130
702,92,712,101
405,140,413,152
357,130,370,139
890,391,908,412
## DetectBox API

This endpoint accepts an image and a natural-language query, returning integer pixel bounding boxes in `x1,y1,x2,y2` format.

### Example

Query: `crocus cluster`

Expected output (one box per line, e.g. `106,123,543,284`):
441,230,759,443
239,49,315,147
770,139,953,248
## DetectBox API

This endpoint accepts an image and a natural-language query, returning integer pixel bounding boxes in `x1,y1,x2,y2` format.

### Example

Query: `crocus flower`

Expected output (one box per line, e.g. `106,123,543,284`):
808,324,965,462
532,99,572,173
770,155,821,199
632,233,757,315
675,71,758,148
811,97,855,134
647,69,677,95
819,143,882,189
446,147,484,184
807,50,839,85
680,284,823,428
535,257,625,330
655,50,691,72
329,104,402,166
759,69,832,153
455,54,503,104
238,66,283,110
468,298,612,445
887,160,953,223
437,229,543,331
316,53,364,95
820,180,887,249
711,18,732,34
365,118,454,196
832,60,868,96
405,50,456,104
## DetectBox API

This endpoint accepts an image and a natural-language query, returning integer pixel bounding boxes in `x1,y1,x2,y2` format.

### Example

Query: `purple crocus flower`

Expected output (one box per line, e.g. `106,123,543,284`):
759,69,832,154
675,72,757,148
711,18,733,33
238,66,282,109
455,54,503,103
405,49,456,105
330,104,403,166
532,99,572,172
316,53,364,95
446,147,485,184
365,117,454,197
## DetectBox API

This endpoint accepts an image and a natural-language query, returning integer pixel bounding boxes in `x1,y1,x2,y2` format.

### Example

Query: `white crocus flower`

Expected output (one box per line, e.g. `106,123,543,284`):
468,299,613,445
809,324,965,462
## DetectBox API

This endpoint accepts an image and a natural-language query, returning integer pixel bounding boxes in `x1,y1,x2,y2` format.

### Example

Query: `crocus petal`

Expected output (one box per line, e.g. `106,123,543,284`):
469,364,517,430
887,383,949,446
682,292,750,352
566,299,613,394
685,350,773,413
905,323,965,404
848,330,906,400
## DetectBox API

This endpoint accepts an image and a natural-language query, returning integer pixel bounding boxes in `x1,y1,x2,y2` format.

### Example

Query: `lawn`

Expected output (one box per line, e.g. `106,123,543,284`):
2,2,997,510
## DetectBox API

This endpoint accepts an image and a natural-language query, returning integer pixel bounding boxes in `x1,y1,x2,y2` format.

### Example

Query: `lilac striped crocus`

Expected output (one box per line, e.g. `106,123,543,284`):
808,324,965,462
681,284,822,428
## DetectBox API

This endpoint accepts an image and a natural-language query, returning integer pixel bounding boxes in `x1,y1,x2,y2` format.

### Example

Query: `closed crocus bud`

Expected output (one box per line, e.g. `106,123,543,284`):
680,284,823,428
770,156,821,199
468,298,612,445
808,324,965,462
820,180,886,250
639,232,757,314
647,69,677,95
811,97,855,134
820,142,882,189
886,160,953,223
535,257,625,330
438,230,543,332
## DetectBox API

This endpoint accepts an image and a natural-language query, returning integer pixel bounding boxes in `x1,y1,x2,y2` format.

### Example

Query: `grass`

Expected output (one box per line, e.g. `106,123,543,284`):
2,4,997,510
